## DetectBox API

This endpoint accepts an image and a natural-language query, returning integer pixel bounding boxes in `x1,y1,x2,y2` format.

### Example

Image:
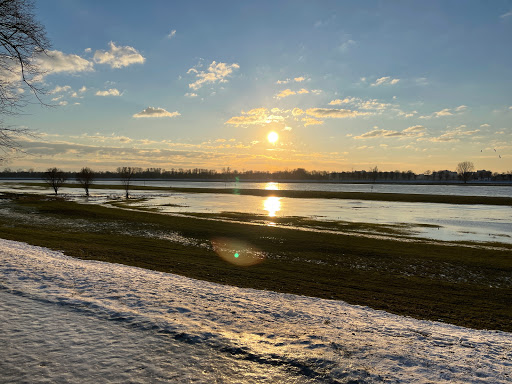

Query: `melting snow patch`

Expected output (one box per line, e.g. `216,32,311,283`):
1,238,511,383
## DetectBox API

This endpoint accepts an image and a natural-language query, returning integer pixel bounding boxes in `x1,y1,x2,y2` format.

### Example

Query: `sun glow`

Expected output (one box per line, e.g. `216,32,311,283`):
267,131,279,144
263,196,281,217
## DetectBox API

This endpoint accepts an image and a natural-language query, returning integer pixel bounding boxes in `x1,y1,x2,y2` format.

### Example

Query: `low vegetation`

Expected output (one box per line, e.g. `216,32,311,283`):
1,192,511,332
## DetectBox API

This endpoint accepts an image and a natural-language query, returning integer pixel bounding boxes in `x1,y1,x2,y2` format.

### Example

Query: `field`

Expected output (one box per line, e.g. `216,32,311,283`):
1,191,511,332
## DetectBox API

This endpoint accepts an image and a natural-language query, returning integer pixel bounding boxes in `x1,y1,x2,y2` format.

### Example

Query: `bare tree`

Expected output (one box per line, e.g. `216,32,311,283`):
456,161,475,184
76,167,94,196
369,166,379,182
117,166,136,198
0,0,51,160
42,167,67,195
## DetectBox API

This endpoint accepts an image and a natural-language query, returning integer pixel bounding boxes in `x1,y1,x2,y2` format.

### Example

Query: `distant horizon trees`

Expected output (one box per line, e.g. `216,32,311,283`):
456,161,475,184
4,164,512,184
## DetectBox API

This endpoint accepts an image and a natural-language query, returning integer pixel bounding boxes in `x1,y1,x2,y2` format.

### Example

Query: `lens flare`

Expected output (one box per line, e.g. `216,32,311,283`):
211,237,266,266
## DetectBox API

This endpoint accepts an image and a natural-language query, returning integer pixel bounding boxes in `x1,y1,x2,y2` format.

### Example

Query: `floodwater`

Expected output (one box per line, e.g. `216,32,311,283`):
3,178,512,197
1,181,511,245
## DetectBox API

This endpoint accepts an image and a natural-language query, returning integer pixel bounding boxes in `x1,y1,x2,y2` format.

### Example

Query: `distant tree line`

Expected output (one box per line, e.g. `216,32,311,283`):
1,164,512,186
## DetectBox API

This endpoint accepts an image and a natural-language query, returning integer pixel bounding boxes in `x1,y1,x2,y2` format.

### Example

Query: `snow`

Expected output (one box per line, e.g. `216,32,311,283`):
1,238,511,383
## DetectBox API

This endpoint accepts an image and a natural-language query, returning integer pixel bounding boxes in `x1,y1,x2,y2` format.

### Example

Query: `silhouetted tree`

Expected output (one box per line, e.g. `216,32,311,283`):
369,166,379,182
0,0,51,159
42,167,67,195
456,161,475,184
117,166,136,198
76,167,94,196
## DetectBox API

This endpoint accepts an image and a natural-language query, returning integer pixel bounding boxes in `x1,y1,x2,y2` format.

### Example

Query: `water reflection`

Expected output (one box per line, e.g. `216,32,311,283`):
263,196,281,217
264,182,279,190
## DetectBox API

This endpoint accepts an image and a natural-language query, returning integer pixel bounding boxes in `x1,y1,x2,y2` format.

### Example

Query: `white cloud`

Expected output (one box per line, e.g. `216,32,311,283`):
292,108,304,116
480,123,491,128
331,97,392,111
429,126,480,142
420,105,468,119
354,129,402,139
305,108,370,118
302,117,323,126
188,61,239,90
415,77,429,86
329,99,347,106
133,107,180,118
167,29,177,39
225,108,285,127
354,125,426,139
50,85,72,94
371,76,400,86
339,39,356,52
95,88,121,97
403,125,425,133
34,50,93,76
79,86,87,93
185,92,198,98
276,89,296,98
276,77,307,84
94,42,145,69
276,88,310,98
434,109,453,117
500,10,512,18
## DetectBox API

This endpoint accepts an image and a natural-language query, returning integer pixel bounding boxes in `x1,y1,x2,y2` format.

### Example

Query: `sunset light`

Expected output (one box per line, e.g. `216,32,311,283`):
1,1,509,173
1,2,511,383
267,131,279,144
263,196,281,217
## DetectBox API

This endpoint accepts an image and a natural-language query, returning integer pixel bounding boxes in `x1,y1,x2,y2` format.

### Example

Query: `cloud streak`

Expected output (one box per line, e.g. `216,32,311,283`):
133,107,180,118
95,88,121,97
371,76,400,86
354,125,426,139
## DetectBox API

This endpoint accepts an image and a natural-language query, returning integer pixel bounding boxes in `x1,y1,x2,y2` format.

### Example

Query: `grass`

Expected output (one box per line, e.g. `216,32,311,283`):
1,192,511,331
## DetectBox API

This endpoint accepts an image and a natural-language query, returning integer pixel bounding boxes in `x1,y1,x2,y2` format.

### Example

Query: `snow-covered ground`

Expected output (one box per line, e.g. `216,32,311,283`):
1,239,511,383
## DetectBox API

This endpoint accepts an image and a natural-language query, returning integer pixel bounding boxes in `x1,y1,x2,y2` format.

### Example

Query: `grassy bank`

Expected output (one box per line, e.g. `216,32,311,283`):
1,193,511,331
12,182,512,206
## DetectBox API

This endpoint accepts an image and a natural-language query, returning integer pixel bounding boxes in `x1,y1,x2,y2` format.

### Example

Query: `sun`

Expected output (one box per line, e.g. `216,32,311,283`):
267,131,279,144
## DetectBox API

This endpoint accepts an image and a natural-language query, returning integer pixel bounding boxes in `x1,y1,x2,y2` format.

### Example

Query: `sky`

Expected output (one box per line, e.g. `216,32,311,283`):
3,0,512,173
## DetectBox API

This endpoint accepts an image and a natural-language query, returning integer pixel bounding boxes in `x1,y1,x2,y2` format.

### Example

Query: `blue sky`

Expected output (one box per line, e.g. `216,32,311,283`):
4,0,512,172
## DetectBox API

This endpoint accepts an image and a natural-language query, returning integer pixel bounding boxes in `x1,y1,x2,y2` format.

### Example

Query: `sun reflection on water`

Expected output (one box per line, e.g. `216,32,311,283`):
263,196,281,217
264,182,279,190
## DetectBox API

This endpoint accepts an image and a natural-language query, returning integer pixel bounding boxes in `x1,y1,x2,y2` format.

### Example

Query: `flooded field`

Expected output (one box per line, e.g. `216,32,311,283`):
1,181,511,245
